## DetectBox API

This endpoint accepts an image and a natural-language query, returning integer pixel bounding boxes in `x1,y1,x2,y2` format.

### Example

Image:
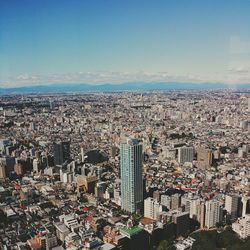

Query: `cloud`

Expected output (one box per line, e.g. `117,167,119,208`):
1,70,250,87
229,36,250,54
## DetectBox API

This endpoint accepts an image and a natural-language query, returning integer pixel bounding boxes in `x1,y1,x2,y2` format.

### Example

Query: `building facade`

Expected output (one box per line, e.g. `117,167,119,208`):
120,138,143,213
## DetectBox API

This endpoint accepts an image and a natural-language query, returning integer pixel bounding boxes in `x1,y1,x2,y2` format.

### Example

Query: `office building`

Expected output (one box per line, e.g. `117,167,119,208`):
76,175,98,195
197,147,213,170
53,141,70,165
120,138,143,213
205,200,221,228
144,197,162,220
172,211,190,236
178,146,194,164
225,194,241,220
185,196,200,220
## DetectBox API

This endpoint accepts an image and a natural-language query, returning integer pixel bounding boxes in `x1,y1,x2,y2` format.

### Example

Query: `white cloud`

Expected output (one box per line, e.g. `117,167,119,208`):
1,70,250,88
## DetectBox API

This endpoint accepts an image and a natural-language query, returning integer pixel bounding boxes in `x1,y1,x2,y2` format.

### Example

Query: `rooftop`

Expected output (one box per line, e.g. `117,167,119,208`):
120,226,143,237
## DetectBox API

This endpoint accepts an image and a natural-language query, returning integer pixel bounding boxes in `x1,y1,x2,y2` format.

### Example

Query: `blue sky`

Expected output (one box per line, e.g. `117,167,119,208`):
1,0,250,86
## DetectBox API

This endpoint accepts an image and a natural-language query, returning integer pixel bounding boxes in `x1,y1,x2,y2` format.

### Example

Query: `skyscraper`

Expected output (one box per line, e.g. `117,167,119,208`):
120,138,143,213
53,141,70,165
225,194,241,220
197,147,213,170
205,199,221,228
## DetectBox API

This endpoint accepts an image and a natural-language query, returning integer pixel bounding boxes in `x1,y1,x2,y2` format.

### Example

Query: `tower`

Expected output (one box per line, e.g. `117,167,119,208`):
53,141,70,165
205,199,221,228
225,194,241,219
120,138,143,213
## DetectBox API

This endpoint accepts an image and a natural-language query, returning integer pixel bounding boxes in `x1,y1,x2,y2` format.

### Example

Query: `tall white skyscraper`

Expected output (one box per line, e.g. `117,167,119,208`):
178,146,194,164
205,200,221,228
120,138,143,213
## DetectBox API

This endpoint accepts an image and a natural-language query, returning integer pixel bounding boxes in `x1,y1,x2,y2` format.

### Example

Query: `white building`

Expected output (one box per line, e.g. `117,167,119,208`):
184,196,200,220
59,214,79,229
232,215,250,239
205,200,221,228
178,146,194,164
33,159,40,173
225,194,240,219
144,197,162,220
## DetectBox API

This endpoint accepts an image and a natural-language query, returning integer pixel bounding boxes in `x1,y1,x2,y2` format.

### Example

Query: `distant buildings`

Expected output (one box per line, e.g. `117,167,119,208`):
120,138,143,213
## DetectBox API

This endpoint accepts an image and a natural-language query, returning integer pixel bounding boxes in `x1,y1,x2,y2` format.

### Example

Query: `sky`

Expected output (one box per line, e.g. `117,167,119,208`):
1,0,250,87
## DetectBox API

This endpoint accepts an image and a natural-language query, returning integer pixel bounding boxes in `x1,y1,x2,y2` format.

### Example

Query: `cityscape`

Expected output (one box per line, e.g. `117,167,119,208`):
0,91,250,250
1,1,250,250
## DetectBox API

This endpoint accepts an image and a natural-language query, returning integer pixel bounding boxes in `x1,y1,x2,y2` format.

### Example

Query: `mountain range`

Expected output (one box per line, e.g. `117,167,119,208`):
0,82,250,94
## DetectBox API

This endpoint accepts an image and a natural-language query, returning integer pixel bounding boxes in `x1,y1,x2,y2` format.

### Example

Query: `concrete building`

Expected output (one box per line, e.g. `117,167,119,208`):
205,200,221,228
225,194,241,220
178,146,194,164
53,141,70,165
77,175,98,195
197,147,213,170
144,197,162,220
232,215,250,239
120,138,143,213
54,223,70,242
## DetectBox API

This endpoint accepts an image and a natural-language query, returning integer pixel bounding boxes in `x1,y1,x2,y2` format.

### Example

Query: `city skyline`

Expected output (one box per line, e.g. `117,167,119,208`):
1,0,250,87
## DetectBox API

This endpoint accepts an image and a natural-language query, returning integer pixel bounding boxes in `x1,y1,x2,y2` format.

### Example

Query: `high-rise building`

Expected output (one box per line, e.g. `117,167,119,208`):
197,201,206,229
144,197,162,220
184,196,200,220
197,147,213,170
178,146,194,164
171,193,181,210
0,163,6,179
225,194,241,220
172,211,190,236
0,156,15,177
120,138,143,213
205,200,221,228
53,141,70,165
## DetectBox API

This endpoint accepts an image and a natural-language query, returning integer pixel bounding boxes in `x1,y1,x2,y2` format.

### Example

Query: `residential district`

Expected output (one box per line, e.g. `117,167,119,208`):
0,90,250,250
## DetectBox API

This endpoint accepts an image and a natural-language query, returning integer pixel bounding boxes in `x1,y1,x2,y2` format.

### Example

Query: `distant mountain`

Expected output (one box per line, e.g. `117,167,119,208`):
0,82,249,94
